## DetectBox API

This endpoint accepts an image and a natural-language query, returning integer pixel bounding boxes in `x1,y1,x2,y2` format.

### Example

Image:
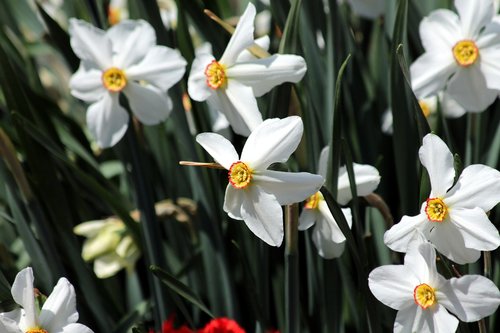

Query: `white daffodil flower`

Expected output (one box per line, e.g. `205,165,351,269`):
298,146,380,258
410,0,500,112
0,267,93,333
69,19,187,148
74,218,140,279
196,116,324,246
369,241,500,333
384,133,500,264
188,3,307,136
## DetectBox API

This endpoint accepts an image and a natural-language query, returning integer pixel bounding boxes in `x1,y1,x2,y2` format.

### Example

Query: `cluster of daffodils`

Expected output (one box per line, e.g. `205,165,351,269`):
0,267,93,333
410,0,500,112
369,133,500,332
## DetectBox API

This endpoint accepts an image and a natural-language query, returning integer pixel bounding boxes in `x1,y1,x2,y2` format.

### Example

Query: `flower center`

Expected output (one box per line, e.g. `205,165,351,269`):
304,192,322,209
452,40,479,67
26,328,48,333
413,283,437,309
205,60,227,89
425,197,448,222
102,67,127,92
228,161,252,189
418,100,431,118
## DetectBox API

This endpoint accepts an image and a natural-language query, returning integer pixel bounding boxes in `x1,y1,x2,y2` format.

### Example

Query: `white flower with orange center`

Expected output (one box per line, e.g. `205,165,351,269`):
384,133,500,264
0,267,93,333
410,0,500,111
188,3,307,136
69,19,187,148
369,241,500,333
196,116,324,246
298,146,380,258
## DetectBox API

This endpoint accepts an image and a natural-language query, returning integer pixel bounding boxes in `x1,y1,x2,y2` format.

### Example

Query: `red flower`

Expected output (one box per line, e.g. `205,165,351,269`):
149,315,193,333
199,318,245,333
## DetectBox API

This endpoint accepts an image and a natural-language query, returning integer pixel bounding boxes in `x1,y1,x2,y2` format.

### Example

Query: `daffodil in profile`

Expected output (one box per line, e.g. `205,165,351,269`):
196,116,324,246
0,267,93,333
188,3,307,136
369,241,500,333
410,0,500,111
69,18,187,148
384,133,500,264
299,146,380,258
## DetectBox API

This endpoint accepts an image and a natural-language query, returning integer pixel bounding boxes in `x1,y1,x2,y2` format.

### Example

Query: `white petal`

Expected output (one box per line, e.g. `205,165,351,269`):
11,268,37,328
69,62,105,103
39,278,78,332
438,275,500,322
446,66,498,112
235,36,271,62
445,164,500,212
317,146,329,178
384,213,428,253
187,53,216,102
298,208,318,231
410,52,455,99
68,19,112,69
393,306,418,333
419,133,455,197
240,186,284,246
241,116,302,170
428,304,459,333
86,93,129,148
224,80,263,135
311,215,346,259
219,3,256,66
418,9,460,52
106,20,156,68
395,304,458,333
126,46,187,91
318,202,351,243
0,313,22,333
61,323,94,333
429,221,481,264
93,254,124,278
448,208,500,251
223,183,245,220
206,93,252,136
337,163,380,205
124,83,172,125
73,220,107,237
440,91,466,118
253,170,324,205
227,54,307,97
404,242,437,285
455,0,494,38
368,265,417,310
195,132,238,169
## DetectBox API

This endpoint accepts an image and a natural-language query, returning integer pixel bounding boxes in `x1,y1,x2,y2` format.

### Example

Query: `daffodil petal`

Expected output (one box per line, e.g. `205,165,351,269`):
223,184,245,220
39,278,78,332
410,53,455,100
69,62,105,103
224,80,263,134
106,20,156,68
86,93,129,148
417,304,458,333
441,91,466,118
384,213,427,253
455,0,493,38
93,254,124,278
187,53,216,102
73,220,107,238
11,268,37,328
219,3,256,66
393,306,418,333
445,164,500,211
227,54,307,97
196,133,238,170
253,170,324,206
61,323,95,333
404,242,437,285
311,215,346,259
240,186,283,246
418,9,460,52
478,45,500,91
126,46,187,91
337,163,380,205
446,66,498,112
298,208,317,231
419,133,455,197
429,221,481,264
317,146,329,178
235,36,271,62
69,19,112,70
368,265,417,310
124,83,172,125
317,202,350,243
438,275,500,322
241,116,302,170
0,315,21,333
448,207,500,251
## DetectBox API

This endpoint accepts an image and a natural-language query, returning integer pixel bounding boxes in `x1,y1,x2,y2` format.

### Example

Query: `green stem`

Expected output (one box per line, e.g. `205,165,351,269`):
285,203,299,333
